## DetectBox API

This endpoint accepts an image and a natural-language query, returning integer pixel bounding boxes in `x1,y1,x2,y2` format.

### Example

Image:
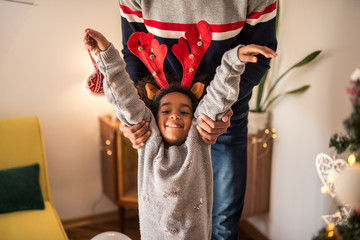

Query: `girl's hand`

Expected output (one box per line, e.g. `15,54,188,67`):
83,28,111,53
238,44,277,63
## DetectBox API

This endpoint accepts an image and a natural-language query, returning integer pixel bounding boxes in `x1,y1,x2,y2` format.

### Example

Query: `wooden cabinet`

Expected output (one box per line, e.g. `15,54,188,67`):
99,115,138,210
242,130,274,219
99,115,273,224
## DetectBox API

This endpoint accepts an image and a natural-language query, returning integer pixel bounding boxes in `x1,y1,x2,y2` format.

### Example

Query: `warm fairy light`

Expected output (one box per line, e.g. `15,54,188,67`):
326,222,335,231
321,185,328,194
105,140,111,145
263,143,268,148
107,150,112,156
348,154,356,166
271,128,276,133
264,129,270,134
272,134,277,139
327,231,334,237
336,211,341,218
327,176,334,184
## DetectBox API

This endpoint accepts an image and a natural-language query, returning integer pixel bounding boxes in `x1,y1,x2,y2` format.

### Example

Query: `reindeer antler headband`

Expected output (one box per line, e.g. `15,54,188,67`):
127,20,212,99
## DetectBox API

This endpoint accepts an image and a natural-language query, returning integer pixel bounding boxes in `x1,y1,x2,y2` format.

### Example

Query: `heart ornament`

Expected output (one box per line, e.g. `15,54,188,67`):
316,153,348,198
84,67,104,95
83,49,104,96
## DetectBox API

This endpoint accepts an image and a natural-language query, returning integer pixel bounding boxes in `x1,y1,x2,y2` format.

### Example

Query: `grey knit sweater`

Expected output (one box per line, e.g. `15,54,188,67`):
98,44,245,240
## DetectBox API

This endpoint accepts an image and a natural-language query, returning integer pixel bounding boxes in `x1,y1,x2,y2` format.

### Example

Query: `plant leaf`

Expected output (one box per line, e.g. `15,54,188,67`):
255,73,268,112
292,51,321,68
263,94,281,112
263,85,311,111
263,50,321,104
284,85,310,95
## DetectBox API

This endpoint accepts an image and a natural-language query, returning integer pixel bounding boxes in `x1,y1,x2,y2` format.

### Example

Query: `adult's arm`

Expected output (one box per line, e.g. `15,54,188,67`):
119,0,150,83
197,0,278,142
236,0,278,102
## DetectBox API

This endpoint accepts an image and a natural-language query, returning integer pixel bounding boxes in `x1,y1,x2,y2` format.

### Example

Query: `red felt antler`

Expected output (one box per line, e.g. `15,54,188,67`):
128,32,169,89
172,21,212,88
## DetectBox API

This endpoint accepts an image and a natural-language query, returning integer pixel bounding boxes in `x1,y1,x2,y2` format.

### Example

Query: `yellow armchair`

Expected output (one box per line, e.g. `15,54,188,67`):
0,116,68,240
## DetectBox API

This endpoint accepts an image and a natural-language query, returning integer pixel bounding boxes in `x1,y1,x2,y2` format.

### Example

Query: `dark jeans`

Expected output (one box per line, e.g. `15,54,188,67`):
211,117,248,240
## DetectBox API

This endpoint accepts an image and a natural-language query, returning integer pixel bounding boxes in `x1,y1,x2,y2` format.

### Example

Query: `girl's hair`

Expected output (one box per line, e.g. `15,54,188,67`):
136,74,201,117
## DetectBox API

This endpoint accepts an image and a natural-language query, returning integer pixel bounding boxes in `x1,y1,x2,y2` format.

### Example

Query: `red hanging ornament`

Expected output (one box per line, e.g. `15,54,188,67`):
346,64,360,105
84,49,104,95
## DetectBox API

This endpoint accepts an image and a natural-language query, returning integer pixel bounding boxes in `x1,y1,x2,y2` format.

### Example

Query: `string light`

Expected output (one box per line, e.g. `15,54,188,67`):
327,176,334,184
348,154,356,166
326,222,335,235
321,185,328,194
248,128,276,158
105,140,111,145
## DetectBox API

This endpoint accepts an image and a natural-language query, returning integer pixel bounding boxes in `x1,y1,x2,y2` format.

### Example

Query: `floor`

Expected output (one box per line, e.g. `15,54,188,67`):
65,215,140,240
64,211,267,240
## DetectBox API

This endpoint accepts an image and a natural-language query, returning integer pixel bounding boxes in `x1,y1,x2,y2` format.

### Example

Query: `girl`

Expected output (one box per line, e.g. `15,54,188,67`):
84,25,276,239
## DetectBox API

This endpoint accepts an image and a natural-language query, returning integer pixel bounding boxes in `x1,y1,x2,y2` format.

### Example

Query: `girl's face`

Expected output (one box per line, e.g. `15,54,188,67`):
156,92,193,147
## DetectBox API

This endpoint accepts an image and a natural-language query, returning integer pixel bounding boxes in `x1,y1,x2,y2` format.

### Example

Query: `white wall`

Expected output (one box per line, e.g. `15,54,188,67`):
0,0,121,220
248,0,360,239
1,0,359,238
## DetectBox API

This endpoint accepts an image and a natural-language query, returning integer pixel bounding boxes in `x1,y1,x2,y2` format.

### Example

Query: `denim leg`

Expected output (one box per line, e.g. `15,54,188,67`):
211,117,248,240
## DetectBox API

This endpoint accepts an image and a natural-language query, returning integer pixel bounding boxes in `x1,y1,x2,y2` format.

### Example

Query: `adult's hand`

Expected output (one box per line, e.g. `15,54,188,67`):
120,120,151,149
196,109,233,145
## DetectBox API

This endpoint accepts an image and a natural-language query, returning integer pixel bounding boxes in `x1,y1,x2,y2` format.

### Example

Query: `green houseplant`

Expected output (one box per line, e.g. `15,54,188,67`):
253,50,321,113
248,49,321,133
248,0,322,133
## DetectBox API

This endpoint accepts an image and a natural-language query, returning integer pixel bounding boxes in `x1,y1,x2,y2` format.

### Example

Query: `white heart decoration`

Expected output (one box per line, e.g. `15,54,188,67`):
315,153,348,198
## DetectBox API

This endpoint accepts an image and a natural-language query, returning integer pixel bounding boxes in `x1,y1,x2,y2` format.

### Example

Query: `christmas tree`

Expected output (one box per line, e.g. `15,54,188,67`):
329,65,360,161
313,65,360,239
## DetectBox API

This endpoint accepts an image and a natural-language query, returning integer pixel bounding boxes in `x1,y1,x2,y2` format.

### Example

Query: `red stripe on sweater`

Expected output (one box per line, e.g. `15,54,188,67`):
120,1,280,32
247,1,277,19
143,20,245,33
120,4,143,19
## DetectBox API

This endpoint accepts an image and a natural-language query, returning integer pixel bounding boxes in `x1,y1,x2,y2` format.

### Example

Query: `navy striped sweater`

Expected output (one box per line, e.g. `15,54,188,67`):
119,0,277,119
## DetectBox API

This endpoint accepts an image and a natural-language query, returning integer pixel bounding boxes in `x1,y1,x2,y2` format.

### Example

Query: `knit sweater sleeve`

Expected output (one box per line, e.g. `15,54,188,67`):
195,46,245,121
97,44,152,126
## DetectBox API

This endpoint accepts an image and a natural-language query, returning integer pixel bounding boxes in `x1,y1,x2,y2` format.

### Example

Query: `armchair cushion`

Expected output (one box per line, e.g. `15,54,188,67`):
0,163,44,213
0,201,68,240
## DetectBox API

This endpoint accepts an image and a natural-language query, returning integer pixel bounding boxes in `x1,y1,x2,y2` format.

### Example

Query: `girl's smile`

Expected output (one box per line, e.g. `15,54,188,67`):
156,92,193,147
